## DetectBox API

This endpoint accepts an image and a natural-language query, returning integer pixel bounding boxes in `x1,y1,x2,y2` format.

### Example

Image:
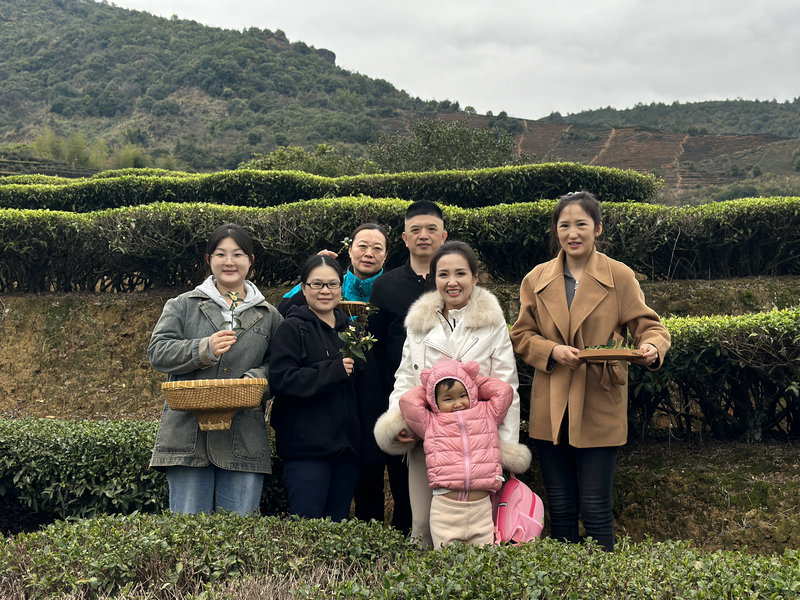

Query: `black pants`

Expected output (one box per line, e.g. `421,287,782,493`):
535,439,618,551
283,451,361,522
353,455,411,534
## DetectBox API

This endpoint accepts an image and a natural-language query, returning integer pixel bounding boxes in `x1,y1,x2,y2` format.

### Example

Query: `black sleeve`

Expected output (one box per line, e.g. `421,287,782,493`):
368,278,389,364
277,290,307,317
269,321,349,399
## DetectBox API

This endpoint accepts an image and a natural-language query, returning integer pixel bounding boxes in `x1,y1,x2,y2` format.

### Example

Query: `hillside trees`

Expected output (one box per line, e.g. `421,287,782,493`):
0,0,465,171
29,127,171,170
238,145,379,177
566,99,800,138
367,118,533,172
237,120,536,175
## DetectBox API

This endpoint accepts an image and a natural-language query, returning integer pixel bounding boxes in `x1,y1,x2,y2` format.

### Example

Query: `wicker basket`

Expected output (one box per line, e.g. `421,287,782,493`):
339,300,369,319
162,378,268,431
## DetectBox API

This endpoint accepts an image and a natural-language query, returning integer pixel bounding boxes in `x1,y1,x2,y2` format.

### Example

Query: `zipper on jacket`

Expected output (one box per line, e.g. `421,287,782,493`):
457,411,471,492
437,309,457,331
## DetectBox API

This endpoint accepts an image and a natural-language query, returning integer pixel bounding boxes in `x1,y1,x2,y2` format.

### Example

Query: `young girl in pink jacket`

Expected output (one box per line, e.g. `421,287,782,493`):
398,360,529,548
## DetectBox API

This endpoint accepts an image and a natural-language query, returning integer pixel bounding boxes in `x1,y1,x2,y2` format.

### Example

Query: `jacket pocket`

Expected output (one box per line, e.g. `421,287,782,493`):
232,409,270,460
153,408,198,453
251,325,273,341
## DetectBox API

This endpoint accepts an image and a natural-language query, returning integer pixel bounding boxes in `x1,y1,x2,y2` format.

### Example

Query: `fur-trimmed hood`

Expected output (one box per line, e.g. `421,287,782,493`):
373,403,531,474
404,286,506,334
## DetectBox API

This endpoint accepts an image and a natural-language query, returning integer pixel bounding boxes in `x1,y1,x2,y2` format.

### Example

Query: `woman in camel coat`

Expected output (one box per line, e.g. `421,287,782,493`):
510,191,670,551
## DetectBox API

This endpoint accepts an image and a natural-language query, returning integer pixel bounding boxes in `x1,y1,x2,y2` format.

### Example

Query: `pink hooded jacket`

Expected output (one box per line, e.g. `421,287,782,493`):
399,360,513,493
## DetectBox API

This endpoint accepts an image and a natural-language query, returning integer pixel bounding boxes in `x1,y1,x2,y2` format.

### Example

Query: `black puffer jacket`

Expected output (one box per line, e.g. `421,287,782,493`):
269,306,361,459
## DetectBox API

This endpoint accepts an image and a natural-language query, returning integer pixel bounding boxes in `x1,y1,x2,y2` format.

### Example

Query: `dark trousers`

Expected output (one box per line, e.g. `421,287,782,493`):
387,454,412,533
353,455,412,534
535,439,618,551
283,451,361,522
353,463,385,523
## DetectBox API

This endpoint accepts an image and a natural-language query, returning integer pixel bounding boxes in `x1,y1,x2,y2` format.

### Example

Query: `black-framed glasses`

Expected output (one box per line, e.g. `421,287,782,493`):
305,280,341,290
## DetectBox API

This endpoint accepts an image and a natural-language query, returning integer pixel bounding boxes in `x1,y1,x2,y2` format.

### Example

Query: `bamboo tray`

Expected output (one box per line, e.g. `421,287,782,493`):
162,378,267,431
339,300,369,319
577,348,644,361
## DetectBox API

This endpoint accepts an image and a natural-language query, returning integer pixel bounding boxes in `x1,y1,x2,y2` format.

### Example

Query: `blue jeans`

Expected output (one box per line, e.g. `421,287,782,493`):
534,440,618,551
283,452,361,521
166,465,264,516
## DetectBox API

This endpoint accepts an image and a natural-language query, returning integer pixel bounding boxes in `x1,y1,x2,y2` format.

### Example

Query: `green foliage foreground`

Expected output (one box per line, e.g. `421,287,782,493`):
0,513,798,599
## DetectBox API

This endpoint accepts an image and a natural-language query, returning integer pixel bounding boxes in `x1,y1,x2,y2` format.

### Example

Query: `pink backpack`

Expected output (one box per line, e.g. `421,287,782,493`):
491,473,544,544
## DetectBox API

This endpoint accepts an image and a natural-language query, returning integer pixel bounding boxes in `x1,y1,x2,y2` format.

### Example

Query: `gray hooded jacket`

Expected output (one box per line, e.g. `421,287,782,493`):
148,281,282,472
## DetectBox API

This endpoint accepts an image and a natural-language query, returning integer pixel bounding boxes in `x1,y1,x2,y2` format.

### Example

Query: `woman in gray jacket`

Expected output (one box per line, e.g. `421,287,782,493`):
148,223,282,515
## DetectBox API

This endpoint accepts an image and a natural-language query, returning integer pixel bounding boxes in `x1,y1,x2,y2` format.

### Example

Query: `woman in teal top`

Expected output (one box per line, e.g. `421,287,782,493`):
278,223,389,314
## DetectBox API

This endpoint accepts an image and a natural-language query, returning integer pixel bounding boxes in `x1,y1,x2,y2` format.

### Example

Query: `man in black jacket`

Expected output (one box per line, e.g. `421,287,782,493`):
362,200,447,532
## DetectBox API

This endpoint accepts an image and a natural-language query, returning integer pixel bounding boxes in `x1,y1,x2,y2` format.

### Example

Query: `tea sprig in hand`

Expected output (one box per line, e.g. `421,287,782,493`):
339,323,377,361
221,291,245,331
338,302,378,361
586,337,635,350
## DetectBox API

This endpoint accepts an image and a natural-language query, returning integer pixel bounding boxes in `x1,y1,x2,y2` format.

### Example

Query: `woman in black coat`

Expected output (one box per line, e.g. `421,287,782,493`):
269,255,362,520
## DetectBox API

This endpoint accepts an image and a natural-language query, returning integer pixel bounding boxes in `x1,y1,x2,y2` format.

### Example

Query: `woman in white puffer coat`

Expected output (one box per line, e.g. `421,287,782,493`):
374,241,529,548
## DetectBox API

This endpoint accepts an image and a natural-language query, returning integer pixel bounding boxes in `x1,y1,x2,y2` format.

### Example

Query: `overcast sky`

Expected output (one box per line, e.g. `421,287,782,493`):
110,0,799,121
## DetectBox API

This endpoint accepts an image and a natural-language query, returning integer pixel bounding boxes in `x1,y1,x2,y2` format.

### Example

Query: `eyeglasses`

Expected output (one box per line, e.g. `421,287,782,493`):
305,281,341,290
210,251,248,260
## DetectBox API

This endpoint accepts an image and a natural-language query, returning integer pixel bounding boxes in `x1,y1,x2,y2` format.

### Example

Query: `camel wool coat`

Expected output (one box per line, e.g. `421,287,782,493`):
510,248,670,448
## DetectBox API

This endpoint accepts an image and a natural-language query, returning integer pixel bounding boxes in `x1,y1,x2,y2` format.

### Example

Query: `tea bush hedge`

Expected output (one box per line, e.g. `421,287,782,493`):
0,419,165,519
1,513,798,599
631,308,800,440
0,419,288,522
0,175,75,186
331,162,661,207
0,162,660,212
2,196,800,291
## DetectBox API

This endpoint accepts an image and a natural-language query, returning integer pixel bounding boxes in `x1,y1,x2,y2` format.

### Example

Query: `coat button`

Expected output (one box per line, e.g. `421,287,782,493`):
413,364,418,370
223,368,231,373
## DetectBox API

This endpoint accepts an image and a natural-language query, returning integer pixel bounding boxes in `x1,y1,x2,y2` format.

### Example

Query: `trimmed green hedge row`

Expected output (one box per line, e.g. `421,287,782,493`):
631,308,800,440
0,162,660,212
0,419,288,522
0,174,76,186
0,419,165,519
1,513,798,599
2,196,800,292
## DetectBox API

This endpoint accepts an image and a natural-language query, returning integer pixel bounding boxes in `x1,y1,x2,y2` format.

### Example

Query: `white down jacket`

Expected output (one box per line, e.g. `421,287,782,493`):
374,286,522,455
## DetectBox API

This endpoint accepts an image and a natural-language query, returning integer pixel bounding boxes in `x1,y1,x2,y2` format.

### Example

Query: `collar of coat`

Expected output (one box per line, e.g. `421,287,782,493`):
533,247,617,345
186,287,273,307
404,286,506,334
184,288,273,332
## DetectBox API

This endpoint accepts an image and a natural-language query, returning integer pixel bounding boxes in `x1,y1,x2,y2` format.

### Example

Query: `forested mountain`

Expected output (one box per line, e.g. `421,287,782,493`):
553,99,800,138
0,0,457,170
1,0,798,183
